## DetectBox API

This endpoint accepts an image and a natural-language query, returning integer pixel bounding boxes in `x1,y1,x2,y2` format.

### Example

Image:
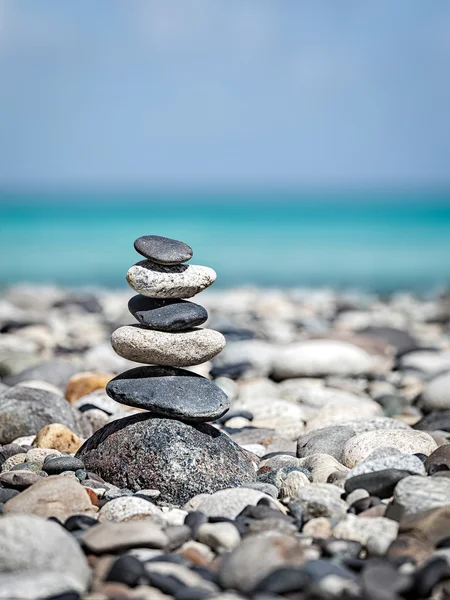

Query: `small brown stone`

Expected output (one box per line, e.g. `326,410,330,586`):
179,546,212,567
302,517,333,539
358,504,387,518
424,444,450,475
399,505,450,546
3,475,94,521
33,423,83,453
96,582,131,599
65,372,113,404
85,487,99,506
386,534,434,565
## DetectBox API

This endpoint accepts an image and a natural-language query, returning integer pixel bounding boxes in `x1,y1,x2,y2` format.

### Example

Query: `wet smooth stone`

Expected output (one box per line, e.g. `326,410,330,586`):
253,567,309,594
345,469,412,499
127,261,216,299
128,295,208,331
43,456,85,475
106,366,230,422
111,326,225,367
134,235,193,265
425,445,450,475
105,554,147,587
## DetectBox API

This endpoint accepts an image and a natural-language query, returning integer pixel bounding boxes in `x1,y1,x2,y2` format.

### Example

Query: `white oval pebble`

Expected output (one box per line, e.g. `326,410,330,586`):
111,325,226,367
342,430,437,468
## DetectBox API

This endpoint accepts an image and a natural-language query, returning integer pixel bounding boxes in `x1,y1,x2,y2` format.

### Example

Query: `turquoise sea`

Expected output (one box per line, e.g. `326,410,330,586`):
1,190,450,292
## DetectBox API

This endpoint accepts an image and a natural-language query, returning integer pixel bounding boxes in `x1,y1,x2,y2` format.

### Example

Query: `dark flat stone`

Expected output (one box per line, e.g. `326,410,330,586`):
0,471,43,490
345,469,411,499
64,514,98,532
134,235,193,265
425,445,450,475
105,555,147,587
414,410,450,432
253,567,309,594
43,456,85,475
128,295,207,331
106,366,230,422
0,488,19,503
210,362,253,380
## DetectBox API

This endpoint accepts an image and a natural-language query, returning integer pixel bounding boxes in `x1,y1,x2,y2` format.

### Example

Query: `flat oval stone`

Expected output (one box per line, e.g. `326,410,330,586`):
342,430,437,468
345,469,412,498
126,261,216,299
111,325,225,367
106,366,230,422
128,295,208,331
134,235,193,265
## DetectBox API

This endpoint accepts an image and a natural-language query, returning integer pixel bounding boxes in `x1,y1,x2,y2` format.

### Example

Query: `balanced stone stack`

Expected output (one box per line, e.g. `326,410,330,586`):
77,236,256,504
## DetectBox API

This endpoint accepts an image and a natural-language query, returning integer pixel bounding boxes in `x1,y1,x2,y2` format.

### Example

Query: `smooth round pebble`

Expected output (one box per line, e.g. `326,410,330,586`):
98,496,165,524
342,430,437,468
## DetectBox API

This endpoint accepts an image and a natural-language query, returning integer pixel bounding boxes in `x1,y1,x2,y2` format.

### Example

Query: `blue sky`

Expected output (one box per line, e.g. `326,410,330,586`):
1,0,450,189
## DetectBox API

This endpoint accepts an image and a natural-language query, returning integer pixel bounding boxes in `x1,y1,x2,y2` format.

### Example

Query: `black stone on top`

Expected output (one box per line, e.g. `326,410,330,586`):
134,235,193,265
128,295,207,332
106,366,230,422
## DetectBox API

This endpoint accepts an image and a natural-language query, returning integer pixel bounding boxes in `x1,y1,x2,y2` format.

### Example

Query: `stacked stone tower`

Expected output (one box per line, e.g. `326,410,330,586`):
77,235,255,504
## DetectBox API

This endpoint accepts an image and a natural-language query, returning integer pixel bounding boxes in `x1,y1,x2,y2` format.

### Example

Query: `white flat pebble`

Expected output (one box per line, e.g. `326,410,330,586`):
342,430,437,468
111,325,226,366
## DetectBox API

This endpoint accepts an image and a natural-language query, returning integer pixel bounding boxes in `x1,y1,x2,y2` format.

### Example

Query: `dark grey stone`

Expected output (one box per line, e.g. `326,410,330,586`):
296,426,355,461
77,413,256,505
105,555,147,587
425,445,450,475
253,567,309,594
3,360,79,391
0,386,78,444
43,456,85,475
358,326,417,355
362,561,412,598
0,488,19,503
134,235,193,265
345,469,412,499
128,295,207,331
414,410,450,432
0,470,43,490
210,361,254,380
303,559,357,583
321,539,362,559
106,366,230,422
376,394,409,417
0,443,25,459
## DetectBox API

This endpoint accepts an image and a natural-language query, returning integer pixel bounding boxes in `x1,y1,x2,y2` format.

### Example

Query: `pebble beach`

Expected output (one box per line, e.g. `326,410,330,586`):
1,235,450,600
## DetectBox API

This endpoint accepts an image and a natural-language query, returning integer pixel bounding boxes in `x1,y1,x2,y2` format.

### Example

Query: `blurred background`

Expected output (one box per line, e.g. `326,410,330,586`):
1,0,450,292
